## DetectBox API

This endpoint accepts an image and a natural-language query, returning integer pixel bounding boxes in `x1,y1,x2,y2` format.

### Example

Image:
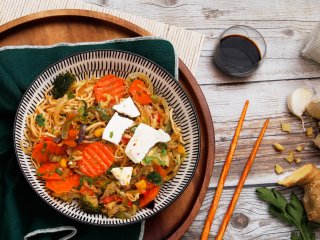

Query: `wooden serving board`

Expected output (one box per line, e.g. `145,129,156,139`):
0,9,215,240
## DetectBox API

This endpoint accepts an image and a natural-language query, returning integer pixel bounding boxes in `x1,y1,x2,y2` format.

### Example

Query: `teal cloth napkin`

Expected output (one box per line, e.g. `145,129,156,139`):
0,37,177,240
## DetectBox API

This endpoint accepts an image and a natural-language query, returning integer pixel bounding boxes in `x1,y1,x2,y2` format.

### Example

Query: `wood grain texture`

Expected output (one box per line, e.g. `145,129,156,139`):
3,0,320,239
80,0,320,239
184,187,320,240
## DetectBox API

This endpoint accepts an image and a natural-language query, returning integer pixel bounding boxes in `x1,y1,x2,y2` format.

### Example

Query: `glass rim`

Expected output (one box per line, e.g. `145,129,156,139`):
218,25,267,58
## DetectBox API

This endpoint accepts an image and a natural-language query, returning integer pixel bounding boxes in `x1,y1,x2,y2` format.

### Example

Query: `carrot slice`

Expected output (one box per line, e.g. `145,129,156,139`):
139,186,160,208
94,74,126,103
101,195,123,204
37,162,67,180
129,79,152,105
78,142,114,178
32,141,65,164
46,174,80,193
79,185,95,196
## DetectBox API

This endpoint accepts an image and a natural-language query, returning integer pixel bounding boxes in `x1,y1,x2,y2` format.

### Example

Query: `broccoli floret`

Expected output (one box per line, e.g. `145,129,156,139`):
79,194,101,214
51,72,76,99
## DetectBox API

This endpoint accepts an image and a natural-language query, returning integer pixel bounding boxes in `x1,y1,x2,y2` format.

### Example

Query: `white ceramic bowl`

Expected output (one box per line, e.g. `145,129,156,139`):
14,50,200,226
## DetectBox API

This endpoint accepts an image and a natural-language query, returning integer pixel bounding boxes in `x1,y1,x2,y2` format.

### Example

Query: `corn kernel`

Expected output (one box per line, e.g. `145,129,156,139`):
135,179,146,190
60,158,67,168
94,128,104,137
177,144,185,154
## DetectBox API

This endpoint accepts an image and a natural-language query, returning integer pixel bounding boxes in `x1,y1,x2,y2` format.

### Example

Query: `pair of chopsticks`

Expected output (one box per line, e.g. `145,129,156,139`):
201,100,269,240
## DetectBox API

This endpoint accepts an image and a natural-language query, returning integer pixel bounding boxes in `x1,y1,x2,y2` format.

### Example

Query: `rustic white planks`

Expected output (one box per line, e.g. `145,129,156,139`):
92,1,320,239
3,0,320,238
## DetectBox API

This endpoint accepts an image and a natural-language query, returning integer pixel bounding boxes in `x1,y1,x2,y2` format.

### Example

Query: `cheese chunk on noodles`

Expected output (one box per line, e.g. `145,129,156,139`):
125,123,170,163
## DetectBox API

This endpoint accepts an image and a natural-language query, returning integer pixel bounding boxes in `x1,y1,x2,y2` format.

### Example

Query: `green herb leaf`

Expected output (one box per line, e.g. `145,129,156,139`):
147,171,162,186
77,176,84,190
130,126,137,132
256,187,288,212
55,168,63,176
41,142,47,153
160,143,167,156
36,172,44,177
36,114,45,127
287,194,305,226
291,232,302,240
83,176,94,186
142,156,166,166
256,187,317,240
109,131,114,138
67,91,75,99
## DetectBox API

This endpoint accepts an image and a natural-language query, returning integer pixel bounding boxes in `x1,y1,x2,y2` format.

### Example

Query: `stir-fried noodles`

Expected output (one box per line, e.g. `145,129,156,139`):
21,72,186,218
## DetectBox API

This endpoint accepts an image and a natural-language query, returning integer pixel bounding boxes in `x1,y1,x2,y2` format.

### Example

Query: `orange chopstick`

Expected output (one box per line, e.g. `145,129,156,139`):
201,100,249,240
215,118,270,240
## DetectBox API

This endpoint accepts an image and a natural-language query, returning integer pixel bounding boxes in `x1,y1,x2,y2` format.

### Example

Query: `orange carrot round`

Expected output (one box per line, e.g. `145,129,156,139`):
129,79,152,105
32,141,65,164
94,74,126,103
46,174,80,193
37,162,67,180
78,142,114,178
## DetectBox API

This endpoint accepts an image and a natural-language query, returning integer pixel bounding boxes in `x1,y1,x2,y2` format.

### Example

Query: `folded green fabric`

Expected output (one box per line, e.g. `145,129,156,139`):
0,37,177,240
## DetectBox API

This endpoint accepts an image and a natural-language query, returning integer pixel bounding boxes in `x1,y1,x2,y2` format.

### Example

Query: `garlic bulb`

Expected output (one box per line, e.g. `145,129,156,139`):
306,98,320,119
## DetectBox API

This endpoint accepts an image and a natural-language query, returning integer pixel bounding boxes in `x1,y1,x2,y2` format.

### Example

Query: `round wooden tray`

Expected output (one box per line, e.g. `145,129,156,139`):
0,9,215,240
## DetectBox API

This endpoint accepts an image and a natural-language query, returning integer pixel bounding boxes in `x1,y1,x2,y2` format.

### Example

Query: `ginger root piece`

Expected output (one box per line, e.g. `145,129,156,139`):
278,164,320,223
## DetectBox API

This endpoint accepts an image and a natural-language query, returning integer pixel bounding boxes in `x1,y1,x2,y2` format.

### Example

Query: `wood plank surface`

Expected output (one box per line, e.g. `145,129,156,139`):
5,0,320,238
83,0,320,239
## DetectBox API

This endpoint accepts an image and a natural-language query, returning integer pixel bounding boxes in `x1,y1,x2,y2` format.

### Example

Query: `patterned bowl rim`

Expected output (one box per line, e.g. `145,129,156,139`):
13,49,200,226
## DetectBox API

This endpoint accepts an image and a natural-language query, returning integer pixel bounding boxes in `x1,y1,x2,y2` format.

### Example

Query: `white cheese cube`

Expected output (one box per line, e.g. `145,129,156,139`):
102,112,133,145
125,123,170,163
111,167,133,186
112,97,140,118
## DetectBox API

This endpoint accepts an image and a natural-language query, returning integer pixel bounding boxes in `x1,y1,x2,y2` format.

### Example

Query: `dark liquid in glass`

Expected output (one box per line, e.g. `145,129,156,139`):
214,35,261,77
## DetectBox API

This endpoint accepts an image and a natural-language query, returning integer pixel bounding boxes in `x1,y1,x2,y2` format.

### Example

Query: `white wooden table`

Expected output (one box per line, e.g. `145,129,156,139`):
83,1,320,239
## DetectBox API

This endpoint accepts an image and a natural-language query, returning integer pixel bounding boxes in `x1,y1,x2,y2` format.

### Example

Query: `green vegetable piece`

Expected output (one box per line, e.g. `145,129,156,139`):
77,176,84,190
84,176,94,186
142,156,153,165
41,142,47,153
79,194,101,214
109,131,114,138
147,171,162,186
51,72,76,99
55,168,63,176
36,114,45,127
67,91,75,99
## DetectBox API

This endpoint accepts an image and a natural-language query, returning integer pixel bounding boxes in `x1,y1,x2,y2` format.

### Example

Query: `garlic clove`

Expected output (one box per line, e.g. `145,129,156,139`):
287,88,313,130
287,88,313,118
306,98,320,119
